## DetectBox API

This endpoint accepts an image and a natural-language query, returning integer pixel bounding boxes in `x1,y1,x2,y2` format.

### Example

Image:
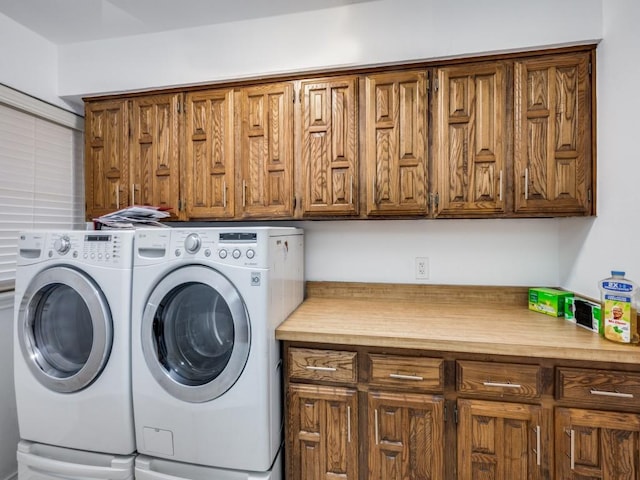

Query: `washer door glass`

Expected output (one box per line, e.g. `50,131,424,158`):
141,265,250,403
18,266,113,393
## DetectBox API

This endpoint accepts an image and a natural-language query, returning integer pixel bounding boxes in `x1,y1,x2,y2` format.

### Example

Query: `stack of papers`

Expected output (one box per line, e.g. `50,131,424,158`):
94,206,171,229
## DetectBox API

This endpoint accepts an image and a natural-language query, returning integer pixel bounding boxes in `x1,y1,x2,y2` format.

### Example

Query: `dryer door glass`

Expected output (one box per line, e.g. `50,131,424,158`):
18,266,113,393
142,265,250,403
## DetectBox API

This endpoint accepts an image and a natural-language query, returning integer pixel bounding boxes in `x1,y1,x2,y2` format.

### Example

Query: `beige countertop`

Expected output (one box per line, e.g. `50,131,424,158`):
276,282,640,364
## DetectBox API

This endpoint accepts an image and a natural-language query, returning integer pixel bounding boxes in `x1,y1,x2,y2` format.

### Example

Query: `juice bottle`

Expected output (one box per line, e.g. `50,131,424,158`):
599,271,639,344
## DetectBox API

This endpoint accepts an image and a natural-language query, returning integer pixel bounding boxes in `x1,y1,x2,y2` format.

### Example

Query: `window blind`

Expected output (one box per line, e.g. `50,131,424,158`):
0,85,84,291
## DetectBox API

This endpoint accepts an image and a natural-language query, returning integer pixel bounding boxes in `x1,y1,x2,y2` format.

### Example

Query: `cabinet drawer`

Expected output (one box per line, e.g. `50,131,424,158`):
457,360,541,399
557,367,640,410
288,348,357,383
368,354,444,392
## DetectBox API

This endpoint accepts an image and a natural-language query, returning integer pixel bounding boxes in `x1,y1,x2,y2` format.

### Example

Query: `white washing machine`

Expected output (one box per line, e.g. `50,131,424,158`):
13,230,136,455
131,227,303,475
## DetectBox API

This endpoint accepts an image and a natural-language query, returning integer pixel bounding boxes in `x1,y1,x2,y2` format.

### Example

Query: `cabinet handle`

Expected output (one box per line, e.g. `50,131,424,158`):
589,389,634,399
115,182,120,208
499,169,503,202
569,429,575,470
242,181,246,207
374,409,379,445
350,176,353,205
223,180,227,208
304,365,337,372
524,168,529,200
389,373,424,381
535,425,541,466
482,381,521,389
372,177,376,205
131,183,135,206
347,406,351,443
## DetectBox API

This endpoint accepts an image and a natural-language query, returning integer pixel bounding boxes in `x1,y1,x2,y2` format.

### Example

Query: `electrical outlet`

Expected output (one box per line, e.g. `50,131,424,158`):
415,257,429,280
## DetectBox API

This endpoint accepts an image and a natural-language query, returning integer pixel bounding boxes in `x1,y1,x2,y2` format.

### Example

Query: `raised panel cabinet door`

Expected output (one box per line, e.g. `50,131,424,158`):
239,82,294,218
434,62,507,217
365,71,428,216
457,399,547,480
514,52,593,215
555,407,640,479
301,76,358,216
130,93,182,218
184,88,235,219
287,384,358,480
368,391,444,480
84,99,129,220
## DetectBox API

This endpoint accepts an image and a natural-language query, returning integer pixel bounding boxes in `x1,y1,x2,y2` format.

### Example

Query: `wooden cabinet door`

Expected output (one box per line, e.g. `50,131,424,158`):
84,99,129,219
365,71,428,216
555,407,640,479
301,76,358,216
238,82,294,218
514,52,593,215
130,93,182,219
287,384,358,480
434,63,507,217
458,399,547,480
184,88,235,219
368,390,444,480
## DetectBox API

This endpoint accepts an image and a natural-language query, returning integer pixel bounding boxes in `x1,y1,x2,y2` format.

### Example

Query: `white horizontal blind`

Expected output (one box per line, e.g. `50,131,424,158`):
0,87,84,291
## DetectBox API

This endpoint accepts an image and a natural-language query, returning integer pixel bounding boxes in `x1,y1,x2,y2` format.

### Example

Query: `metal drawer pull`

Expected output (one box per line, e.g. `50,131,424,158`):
535,425,541,466
483,381,521,388
305,365,337,372
589,389,634,398
570,429,575,470
347,406,351,443
389,373,424,381
374,409,379,445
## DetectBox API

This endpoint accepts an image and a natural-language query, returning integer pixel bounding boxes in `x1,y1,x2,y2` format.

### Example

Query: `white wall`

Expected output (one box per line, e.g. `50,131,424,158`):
559,0,640,299
0,13,69,112
51,0,606,289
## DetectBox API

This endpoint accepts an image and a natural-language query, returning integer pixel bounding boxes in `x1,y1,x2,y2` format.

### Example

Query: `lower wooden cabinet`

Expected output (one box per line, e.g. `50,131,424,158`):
368,391,444,480
457,399,547,480
287,384,358,480
283,344,640,480
555,408,640,479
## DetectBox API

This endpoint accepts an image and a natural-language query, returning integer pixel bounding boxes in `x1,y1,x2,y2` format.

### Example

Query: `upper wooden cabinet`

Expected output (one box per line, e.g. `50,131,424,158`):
300,76,358,216
364,70,428,216
184,88,235,219
84,99,129,219
513,52,593,216
237,82,295,219
433,62,508,217
129,93,182,219
85,94,182,221
84,46,596,221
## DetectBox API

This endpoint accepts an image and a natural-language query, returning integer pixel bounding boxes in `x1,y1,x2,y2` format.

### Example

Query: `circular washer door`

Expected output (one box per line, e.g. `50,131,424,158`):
17,266,113,393
141,265,250,403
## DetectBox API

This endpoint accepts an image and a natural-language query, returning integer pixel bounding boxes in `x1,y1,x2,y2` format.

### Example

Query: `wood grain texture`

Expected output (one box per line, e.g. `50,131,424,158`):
276,283,640,364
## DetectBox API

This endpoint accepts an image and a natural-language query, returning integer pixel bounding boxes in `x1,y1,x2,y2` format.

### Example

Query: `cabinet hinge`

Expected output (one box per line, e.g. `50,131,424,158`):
588,62,592,75
588,188,592,202
434,78,439,93
426,78,430,92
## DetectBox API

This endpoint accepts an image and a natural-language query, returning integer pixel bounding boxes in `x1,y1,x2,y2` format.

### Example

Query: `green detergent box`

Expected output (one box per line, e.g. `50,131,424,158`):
528,288,573,317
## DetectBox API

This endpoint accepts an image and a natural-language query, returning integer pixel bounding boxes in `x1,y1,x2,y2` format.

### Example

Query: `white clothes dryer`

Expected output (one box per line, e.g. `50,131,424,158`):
131,227,303,473
13,230,136,455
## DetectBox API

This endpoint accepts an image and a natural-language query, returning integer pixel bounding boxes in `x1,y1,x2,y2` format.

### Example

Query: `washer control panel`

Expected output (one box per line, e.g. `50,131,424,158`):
155,229,265,267
30,231,134,266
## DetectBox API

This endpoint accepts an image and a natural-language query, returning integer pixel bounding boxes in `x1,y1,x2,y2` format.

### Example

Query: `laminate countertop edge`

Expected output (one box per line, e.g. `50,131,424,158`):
276,283,640,364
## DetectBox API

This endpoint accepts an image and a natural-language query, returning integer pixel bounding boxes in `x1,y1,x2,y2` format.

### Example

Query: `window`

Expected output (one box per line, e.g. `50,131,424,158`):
0,84,84,291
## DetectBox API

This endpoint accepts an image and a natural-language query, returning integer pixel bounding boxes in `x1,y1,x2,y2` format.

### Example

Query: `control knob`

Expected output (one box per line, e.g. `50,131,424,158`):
54,235,71,254
184,233,201,253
